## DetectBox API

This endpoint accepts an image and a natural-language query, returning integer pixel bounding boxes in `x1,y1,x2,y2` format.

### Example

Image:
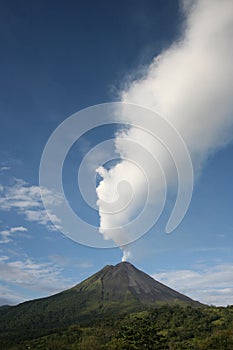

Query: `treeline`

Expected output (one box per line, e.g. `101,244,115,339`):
1,304,233,349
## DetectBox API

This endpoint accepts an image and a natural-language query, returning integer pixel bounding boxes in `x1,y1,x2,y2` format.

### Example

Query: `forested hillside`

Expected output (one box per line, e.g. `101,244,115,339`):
1,305,233,350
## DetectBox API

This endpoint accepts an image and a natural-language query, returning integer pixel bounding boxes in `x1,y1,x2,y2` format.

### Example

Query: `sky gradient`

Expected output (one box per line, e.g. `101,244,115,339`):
0,0,233,306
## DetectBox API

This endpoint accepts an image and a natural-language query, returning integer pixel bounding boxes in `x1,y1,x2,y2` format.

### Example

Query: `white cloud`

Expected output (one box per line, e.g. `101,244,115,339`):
0,166,11,174
96,0,233,259
0,256,71,304
10,226,28,233
0,231,11,244
121,0,233,166
0,284,23,306
153,264,233,306
0,226,28,244
0,178,62,232
0,255,9,262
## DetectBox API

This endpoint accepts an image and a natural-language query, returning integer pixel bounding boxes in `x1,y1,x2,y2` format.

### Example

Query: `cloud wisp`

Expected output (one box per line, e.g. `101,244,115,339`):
0,256,71,305
96,0,233,260
154,264,233,306
0,226,28,244
0,178,62,232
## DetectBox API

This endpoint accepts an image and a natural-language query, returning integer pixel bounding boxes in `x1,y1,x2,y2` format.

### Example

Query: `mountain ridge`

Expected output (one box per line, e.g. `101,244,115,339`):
71,261,201,306
0,261,202,340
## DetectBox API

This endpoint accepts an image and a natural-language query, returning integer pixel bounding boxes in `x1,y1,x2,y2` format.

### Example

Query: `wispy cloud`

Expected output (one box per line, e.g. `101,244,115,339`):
0,178,62,232
153,264,233,306
0,256,71,304
0,284,24,306
0,226,28,244
0,166,11,174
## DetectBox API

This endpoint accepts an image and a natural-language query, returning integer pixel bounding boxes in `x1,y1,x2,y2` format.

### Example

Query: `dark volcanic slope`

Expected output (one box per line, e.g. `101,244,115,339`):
0,262,201,337
75,261,199,305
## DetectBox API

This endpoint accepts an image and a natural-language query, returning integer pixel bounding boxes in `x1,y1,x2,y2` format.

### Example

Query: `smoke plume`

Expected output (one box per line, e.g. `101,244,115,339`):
96,0,233,261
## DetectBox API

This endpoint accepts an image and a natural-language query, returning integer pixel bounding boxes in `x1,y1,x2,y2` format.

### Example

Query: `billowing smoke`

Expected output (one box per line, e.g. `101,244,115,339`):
96,0,233,261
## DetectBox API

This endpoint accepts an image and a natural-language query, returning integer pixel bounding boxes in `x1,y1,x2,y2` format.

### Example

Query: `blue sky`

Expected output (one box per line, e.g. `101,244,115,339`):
0,0,233,306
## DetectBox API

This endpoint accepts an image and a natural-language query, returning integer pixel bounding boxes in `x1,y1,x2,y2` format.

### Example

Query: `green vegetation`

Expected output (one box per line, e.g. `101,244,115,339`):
0,262,201,345
1,305,233,349
0,264,231,349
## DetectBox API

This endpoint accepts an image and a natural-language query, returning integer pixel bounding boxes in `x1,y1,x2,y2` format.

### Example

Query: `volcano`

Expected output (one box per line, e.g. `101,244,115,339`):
0,262,202,336
75,261,199,306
